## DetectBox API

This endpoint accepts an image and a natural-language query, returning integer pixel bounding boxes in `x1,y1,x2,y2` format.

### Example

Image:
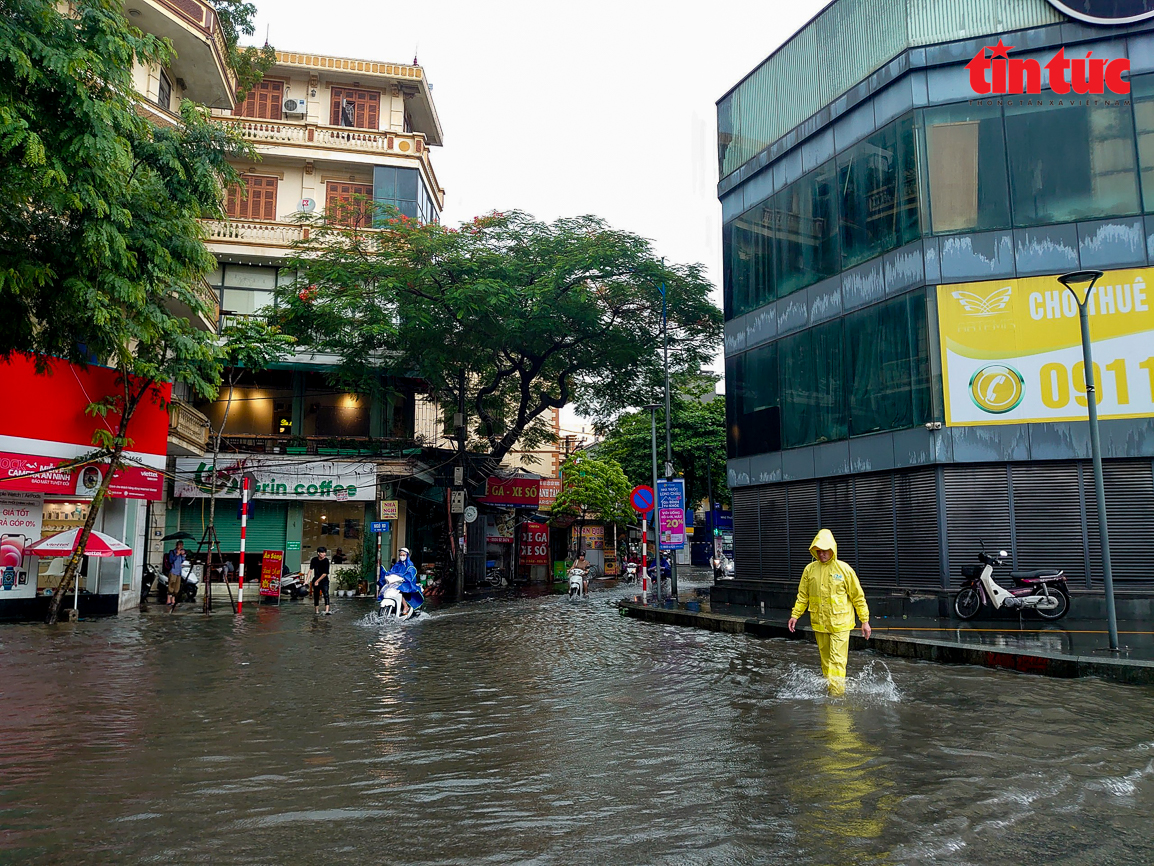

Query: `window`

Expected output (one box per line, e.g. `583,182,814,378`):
779,319,846,448
725,206,772,319
225,175,278,221
773,159,839,298
303,392,369,438
838,116,920,269
726,342,780,459
373,166,437,224
157,69,172,111
1005,93,1140,226
1131,75,1154,211
325,181,374,227
844,293,932,436
330,87,380,129
924,103,1011,234
234,79,285,120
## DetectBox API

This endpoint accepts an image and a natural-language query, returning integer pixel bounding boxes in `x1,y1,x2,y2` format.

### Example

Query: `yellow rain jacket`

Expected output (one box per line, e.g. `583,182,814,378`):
790,529,869,633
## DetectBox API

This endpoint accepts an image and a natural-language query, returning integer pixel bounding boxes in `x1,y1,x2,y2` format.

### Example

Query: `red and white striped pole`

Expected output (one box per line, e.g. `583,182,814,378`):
640,517,648,600
237,475,249,614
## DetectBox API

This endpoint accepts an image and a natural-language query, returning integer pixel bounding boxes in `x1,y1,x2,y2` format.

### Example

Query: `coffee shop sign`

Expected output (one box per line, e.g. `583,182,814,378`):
174,457,376,501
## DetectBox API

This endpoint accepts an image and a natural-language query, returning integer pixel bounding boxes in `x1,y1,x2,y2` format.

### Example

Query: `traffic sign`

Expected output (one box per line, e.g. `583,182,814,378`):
630,485,655,514
370,521,391,534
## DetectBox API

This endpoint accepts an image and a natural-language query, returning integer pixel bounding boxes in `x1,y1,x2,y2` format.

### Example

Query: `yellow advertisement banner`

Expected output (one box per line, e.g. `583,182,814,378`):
938,268,1154,426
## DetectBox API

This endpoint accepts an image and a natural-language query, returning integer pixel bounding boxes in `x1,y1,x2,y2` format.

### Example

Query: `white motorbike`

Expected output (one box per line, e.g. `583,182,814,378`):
156,561,200,602
622,562,638,584
379,574,423,621
568,567,588,599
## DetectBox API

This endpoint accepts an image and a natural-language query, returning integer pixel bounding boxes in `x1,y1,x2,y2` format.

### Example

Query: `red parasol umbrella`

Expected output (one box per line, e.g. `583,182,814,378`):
27,528,132,558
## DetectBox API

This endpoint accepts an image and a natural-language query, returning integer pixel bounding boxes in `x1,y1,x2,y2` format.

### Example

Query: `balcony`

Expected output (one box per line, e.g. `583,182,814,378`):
218,433,425,458
123,0,237,109
168,399,211,456
217,117,444,207
163,276,219,332
203,219,306,256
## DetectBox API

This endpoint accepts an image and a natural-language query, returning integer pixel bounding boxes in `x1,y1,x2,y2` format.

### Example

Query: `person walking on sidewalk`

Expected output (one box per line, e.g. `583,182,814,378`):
787,529,871,696
308,547,332,616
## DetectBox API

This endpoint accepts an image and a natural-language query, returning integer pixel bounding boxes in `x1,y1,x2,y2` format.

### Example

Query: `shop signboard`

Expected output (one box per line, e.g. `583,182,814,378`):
519,521,549,565
656,479,686,550
573,524,604,550
0,492,43,599
537,478,561,511
479,476,540,508
0,355,169,500
259,550,284,597
937,268,1154,426
174,457,376,500
380,500,399,520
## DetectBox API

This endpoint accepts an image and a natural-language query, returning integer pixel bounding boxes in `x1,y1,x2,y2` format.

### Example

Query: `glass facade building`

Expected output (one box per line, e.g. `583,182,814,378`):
718,0,1154,601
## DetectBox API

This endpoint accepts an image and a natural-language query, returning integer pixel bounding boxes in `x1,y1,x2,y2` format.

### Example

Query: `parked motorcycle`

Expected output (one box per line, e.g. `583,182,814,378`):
567,567,588,599
955,548,1069,620
279,570,310,599
141,563,159,603
156,561,200,603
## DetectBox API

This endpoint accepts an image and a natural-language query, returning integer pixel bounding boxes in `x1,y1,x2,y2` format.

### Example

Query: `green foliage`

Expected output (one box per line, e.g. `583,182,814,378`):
210,0,276,99
220,317,296,371
597,385,730,508
276,208,722,480
550,453,632,528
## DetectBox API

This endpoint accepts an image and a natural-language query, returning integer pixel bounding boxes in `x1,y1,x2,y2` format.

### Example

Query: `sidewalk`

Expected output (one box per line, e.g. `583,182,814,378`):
618,597,1154,686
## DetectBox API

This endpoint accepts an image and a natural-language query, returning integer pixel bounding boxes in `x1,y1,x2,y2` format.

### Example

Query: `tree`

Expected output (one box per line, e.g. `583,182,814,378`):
549,453,632,557
277,209,723,482
211,1,276,99
0,0,267,622
597,382,730,510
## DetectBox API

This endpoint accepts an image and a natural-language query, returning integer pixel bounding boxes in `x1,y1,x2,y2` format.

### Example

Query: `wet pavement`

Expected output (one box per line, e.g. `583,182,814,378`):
3,573,1154,864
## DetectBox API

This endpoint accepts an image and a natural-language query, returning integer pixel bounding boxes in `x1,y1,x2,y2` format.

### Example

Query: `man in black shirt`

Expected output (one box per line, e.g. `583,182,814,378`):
308,547,332,615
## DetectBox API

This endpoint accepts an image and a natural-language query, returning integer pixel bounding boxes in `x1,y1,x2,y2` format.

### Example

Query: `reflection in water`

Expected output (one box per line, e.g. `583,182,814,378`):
2,576,1154,865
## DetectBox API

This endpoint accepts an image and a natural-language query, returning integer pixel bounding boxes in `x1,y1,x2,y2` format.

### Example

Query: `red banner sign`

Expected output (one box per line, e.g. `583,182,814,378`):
520,521,549,565
479,476,540,507
259,549,284,597
0,452,164,499
537,478,561,511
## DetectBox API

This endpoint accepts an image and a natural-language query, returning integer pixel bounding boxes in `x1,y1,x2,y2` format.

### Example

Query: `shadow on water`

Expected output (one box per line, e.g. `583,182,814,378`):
1,576,1153,864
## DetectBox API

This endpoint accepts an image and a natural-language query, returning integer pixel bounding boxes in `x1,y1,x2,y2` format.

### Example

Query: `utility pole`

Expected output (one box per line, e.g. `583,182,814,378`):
455,368,466,600
648,404,661,603
660,263,678,599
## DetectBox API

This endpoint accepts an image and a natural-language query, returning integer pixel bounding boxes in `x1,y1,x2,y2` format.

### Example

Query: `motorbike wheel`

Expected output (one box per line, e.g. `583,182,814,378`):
955,587,981,620
1034,588,1070,620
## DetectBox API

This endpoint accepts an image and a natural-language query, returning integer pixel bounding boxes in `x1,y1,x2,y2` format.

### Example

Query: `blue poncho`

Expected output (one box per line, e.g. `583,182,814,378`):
378,559,423,608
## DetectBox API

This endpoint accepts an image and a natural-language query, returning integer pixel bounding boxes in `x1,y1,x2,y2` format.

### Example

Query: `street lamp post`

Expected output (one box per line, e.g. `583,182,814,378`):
644,403,662,603
660,275,678,599
1058,270,1120,652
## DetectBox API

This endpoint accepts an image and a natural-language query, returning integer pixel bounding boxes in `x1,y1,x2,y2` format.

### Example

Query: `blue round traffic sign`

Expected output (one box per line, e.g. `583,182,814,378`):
630,485,655,514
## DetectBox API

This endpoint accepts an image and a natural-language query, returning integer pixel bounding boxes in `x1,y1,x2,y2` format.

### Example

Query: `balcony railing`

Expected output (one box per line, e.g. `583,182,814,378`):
169,399,211,455
217,434,425,457
203,219,305,249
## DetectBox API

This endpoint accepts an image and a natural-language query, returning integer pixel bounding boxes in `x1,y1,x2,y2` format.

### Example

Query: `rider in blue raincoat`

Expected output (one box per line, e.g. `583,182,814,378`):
378,547,423,616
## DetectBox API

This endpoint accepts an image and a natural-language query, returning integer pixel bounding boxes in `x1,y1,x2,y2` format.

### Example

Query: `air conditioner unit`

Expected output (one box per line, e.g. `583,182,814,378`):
283,98,306,116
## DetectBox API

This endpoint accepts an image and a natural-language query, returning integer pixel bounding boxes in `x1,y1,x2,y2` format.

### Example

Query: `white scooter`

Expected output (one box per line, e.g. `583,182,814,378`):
156,561,200,602
379,574,423,621
568,567,588,599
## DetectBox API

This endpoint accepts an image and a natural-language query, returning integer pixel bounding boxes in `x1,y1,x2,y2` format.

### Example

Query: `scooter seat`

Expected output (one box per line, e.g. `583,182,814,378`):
1010,569,1064,580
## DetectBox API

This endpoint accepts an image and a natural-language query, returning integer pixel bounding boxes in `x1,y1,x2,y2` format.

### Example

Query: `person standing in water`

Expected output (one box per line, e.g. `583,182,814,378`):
787,529,871,696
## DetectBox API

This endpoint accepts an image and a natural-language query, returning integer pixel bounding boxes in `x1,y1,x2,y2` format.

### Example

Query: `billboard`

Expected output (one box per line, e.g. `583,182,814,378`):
937,268,1154,426
174,457,376,500
656,479,686,550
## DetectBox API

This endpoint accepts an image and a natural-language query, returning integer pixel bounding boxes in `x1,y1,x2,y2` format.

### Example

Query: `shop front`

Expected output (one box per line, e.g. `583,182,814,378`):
170,456,377,588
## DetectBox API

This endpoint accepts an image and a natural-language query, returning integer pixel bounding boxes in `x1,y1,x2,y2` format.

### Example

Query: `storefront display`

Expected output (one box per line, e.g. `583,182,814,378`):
301,500,367,564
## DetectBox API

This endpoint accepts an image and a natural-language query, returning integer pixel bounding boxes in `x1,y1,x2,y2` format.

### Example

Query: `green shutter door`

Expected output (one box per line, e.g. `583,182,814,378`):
172,500,288,553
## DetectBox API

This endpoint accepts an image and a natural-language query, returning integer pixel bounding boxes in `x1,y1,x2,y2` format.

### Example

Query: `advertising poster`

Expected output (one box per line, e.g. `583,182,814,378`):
574,525,604,550
479,476,541,508
937,268,1154,426
0,492,43,599
537,478,561,511
174,457,377,501
519,522,549,565
259,549,284,597
656,479,686,550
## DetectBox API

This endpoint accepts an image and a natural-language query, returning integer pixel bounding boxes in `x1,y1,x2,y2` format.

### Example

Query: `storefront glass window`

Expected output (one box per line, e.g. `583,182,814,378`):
726,343,781,459
726,203,774,318
924,103,1011,234
1005,94,1140,226
1132,75,1154,212
302,392,370,438
838,115,920,269
779,319,846,448
773,159,840,298
301,501,366,564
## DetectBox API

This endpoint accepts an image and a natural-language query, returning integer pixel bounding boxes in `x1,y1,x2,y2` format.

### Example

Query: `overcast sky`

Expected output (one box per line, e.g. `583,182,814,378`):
248,0,829,436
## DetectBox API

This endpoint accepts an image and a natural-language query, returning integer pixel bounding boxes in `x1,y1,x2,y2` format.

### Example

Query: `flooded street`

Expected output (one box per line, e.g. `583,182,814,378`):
3,578,1154,865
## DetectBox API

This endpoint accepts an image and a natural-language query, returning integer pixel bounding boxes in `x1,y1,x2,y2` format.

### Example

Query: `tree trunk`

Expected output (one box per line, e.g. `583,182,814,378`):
45,448,122,625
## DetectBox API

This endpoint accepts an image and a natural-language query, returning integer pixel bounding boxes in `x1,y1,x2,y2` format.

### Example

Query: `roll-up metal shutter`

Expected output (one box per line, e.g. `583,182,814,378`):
758,486,790,582
1011,462,1086,586
944,465,1009,587
853,473,896,587
731,487,761,580
786,481,819,578
895,468,942,588
1086,460,1154,586
818,478,855,564
172,499,288,553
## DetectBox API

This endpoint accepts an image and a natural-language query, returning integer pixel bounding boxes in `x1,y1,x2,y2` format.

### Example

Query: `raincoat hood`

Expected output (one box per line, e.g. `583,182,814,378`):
809,528,838,560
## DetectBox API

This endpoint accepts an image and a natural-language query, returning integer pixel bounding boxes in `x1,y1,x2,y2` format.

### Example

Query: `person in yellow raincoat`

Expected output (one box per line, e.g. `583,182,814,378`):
787,528,871,696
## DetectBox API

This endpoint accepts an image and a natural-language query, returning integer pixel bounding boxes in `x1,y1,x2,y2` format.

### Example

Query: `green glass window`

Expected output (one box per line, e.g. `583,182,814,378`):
1132,75,1154,212
924,103,1011,234
1005,93,1140,226
838,115,920,269
773,159,840,298
779,320,846,448
726,203,774,319
725,344,780,458
845,293,932,436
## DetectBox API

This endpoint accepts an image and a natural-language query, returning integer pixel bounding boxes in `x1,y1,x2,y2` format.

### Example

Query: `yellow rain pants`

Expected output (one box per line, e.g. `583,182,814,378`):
815,631,850,696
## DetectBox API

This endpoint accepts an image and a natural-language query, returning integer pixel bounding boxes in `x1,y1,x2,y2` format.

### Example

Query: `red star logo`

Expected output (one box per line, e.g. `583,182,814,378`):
988,38,1013,59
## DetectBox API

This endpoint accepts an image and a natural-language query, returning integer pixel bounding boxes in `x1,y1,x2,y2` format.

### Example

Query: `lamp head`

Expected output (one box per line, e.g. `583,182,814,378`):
1057,270,1104,306
642,403,661,413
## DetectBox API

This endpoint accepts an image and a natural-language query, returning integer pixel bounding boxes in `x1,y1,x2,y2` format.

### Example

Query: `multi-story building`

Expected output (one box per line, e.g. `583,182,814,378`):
716,0,1154,613
165,50,449,580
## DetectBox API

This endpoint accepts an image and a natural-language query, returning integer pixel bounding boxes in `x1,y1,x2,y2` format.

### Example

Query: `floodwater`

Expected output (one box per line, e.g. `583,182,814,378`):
3,575,1154,865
